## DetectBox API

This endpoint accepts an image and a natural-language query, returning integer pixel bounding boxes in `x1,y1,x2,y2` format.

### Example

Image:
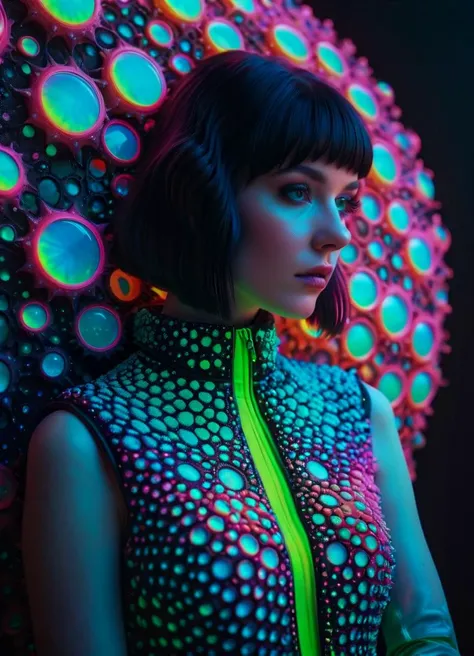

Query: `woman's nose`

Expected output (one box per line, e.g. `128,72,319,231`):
311,209,352,253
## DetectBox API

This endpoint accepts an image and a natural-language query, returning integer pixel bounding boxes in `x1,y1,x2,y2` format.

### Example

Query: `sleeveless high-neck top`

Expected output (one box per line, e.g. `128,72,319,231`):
45,306,396,656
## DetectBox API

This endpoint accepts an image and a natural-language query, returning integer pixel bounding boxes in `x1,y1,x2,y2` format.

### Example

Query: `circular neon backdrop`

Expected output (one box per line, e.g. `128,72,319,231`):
153,0,204,24
0,147,24,197
76,305,122,352
370,143,399,186
204,19,245,54
19,302,51,332
34,215,105,290
105,49,167,113
35,0,98,27
349,270,380,312
37,68,105,137
268,24,310,64
102,120,141,164
379,292,412,339
316,42,346,77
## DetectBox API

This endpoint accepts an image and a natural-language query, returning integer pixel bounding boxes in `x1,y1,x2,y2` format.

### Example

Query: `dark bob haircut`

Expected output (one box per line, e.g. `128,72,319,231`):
114,50,373,335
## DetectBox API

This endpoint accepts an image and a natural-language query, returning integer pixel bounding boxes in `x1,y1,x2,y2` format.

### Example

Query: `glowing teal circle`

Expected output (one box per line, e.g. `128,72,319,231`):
340,243,358,265
348,84,378,120
411,372,432,405
372,144,397,184
345,323,375,360
408,237,432,274
41,71,102,135
0,315,8,345
0,361,11,393
38,0,96,26
21,303,48,331
417,170,435,199
368,241,384,260
317,42,345,76
349,272,378,310
103,122,140,163
380,295,409,336
361,194,382,221
412,322,434,358
110,51,165,109
388,202,410,233
36,219,102,288
0,149,21,194
41,352,66,378
77,306,120,351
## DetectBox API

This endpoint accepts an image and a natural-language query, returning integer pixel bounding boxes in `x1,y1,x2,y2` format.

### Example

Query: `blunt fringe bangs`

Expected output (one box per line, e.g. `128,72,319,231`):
114,50,372,335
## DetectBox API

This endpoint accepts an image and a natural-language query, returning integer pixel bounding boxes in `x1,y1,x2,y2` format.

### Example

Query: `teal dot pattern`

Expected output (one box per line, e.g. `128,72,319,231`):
51,308,395,655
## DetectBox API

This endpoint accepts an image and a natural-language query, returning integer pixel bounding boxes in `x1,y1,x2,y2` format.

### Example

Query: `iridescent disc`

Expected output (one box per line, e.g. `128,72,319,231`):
102,120,140,164
344,321,376,360
38,0,97,26
411,321,435,360
349,271,379,311
146,20,174,48
205,19,244,54
39,70,104,136
378,371,404,405
19,302,50,332
0,361,11,394
0,148,22,197
109,50,166,112
409,371,433,407
76,305,121,352
387,200,410,234
371,144,398,186
0,226,15,242
153,0,204,23
169,53,194,75
360,192,383,223
407,236,433,275
35,217,104,289
340,243,359,265
416,170,435,199
367,240,384,261
347,84,378,121
376,81,394,100
269,24,310,64
18,36,40,57
41,351,66,378
316,42,346,77
380,294,411,337
223,0,256,14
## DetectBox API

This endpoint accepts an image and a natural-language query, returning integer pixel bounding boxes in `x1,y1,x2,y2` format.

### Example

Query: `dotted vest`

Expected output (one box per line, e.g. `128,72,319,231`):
47,306,395,656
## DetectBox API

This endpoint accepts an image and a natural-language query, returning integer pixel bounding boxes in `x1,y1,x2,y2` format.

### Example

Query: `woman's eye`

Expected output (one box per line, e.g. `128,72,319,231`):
280,183,311,204
336,196,361,216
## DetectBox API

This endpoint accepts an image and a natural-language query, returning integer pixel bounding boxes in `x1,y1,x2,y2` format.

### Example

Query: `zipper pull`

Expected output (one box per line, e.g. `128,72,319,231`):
247,335,257,363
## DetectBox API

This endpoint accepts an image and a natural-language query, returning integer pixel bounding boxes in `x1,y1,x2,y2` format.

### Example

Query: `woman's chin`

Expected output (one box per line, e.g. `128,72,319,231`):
264,296,319,322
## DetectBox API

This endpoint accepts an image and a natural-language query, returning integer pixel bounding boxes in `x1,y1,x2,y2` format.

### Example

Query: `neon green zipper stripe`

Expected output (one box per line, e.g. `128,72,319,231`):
233,327,323,656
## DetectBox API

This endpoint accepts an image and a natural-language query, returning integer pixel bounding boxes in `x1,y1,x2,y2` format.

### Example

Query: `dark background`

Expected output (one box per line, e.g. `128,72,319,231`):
308,1,473,653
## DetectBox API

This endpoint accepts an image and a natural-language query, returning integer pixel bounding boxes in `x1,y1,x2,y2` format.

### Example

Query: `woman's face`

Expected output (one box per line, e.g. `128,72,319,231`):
233,159,360,321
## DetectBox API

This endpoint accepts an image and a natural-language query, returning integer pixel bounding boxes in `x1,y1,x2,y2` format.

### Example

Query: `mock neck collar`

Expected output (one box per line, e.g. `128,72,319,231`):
132,305,280,381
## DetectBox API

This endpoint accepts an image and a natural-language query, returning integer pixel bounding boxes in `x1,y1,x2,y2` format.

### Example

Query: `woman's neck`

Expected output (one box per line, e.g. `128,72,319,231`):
161,293,260,328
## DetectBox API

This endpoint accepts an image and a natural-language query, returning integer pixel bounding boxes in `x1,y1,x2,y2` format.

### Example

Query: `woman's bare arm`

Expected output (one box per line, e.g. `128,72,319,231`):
22,410,128,656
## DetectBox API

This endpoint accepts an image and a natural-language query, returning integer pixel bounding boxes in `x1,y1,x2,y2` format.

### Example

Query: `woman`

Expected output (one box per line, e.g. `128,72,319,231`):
22,51,459,656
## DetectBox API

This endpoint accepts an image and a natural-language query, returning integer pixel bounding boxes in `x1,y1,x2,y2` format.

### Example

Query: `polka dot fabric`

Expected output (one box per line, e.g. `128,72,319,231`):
45,307,395,656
